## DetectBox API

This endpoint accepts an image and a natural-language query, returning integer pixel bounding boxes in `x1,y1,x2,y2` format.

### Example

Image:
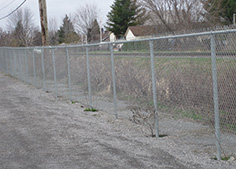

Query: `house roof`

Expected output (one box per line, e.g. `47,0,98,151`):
125,25,160,37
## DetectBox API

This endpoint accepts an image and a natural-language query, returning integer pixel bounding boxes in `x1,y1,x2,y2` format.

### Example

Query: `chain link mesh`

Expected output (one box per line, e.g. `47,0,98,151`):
0,29,236,157
215,32,236,133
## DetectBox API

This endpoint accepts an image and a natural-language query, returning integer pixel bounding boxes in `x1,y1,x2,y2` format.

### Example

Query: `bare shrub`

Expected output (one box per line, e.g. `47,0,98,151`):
130,106,155,137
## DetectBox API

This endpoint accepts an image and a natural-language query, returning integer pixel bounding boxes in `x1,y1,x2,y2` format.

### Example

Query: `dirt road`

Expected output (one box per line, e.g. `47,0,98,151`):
0,73,234,169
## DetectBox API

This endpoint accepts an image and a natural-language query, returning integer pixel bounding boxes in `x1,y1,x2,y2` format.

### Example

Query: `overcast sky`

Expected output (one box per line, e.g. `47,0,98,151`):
0,0,114,30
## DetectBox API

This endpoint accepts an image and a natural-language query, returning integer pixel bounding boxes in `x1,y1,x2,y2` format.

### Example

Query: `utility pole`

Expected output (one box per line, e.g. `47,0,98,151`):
38,0,49,46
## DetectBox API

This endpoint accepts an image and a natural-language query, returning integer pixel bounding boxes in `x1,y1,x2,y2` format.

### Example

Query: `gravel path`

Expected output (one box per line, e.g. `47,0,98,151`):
0,73,235,169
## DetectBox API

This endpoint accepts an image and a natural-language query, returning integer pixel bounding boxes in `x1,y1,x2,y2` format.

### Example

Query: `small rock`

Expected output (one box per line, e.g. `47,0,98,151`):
228,156,235,162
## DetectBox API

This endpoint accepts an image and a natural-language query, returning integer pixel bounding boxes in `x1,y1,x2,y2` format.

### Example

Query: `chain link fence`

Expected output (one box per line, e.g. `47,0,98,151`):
0,29,236,160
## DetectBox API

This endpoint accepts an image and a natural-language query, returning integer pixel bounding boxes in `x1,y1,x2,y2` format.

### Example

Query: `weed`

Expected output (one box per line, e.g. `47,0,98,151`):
213,156,231,161
130,106,155,136
84,107,98,112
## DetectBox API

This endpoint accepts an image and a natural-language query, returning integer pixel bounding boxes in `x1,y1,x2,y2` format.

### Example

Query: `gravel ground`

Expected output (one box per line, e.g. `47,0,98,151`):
0,72,235,169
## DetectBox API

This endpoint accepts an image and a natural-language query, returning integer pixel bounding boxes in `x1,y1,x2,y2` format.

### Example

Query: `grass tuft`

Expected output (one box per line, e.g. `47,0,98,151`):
213,156,231,161
84,107,98,112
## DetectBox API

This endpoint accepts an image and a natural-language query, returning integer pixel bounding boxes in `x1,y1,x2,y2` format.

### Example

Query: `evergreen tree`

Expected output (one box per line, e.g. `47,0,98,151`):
202,0,236,24
106,0,146,38
57,27,65,44
14,20,26,46
89,19,100,42
57,15,80,44
62,15,75,35
222,0,236,24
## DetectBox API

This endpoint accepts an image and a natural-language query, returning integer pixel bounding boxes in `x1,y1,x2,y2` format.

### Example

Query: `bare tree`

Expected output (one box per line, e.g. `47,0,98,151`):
0,28,10,46
75,3,99,42
48,18,58,33
7,8,36,46
139,0,205,32
48,17,58,45
32,29,42,46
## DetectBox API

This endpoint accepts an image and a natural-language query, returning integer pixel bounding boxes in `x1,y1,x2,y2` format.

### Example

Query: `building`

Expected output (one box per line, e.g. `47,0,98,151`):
124,25,162,41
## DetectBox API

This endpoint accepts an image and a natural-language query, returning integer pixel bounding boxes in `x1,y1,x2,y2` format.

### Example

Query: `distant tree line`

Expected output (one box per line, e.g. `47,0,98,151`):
0,3,101,47
0,0,235,47
106,0,236,37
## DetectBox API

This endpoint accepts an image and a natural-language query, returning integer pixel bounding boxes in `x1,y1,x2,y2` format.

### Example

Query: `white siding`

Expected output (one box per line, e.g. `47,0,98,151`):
125,30,136,41
109,33,116,42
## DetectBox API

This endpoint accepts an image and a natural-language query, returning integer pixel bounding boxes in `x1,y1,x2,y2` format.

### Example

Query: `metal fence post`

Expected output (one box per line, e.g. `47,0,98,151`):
1,49,4,72
2,49,4,72
10,51,13,76
41,48,46,90
2,51,6,72
0,49,1,71
0,49,2,71
109,44,118,119
33,49,36,86
2,50,6,72
0,49,2,72
16,49,20,78
86,47,92,109
0,50,2,72
211,34,221,160
7,49,10,74
19,50,23,80
0,49,3,71
66,47,72,100
149,40,159,138
5,49,8,73
24,49,29,83
13,49,17,77
52,48,58,97
8,49,11,73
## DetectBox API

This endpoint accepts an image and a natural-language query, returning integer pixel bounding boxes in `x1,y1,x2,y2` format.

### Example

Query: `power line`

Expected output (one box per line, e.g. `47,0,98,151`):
0,0,17,12
0,0,27,21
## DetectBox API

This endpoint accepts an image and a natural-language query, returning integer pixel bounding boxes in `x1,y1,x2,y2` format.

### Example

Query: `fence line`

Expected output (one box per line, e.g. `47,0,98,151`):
1,29,236,160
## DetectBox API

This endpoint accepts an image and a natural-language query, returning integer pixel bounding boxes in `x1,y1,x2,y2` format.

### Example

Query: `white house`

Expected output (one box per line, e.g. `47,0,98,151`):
109,32,116,42
124,25,160,41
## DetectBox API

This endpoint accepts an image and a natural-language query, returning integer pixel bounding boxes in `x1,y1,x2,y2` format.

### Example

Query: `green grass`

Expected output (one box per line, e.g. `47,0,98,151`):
157,103,169,112
221,156,231,161
222,123,236,132
213,156,231,161
84,107,98,112
181,111,204,121
161,105,205,121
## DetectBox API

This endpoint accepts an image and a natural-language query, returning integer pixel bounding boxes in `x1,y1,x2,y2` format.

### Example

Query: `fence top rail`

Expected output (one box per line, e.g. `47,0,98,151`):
1,29,236,50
